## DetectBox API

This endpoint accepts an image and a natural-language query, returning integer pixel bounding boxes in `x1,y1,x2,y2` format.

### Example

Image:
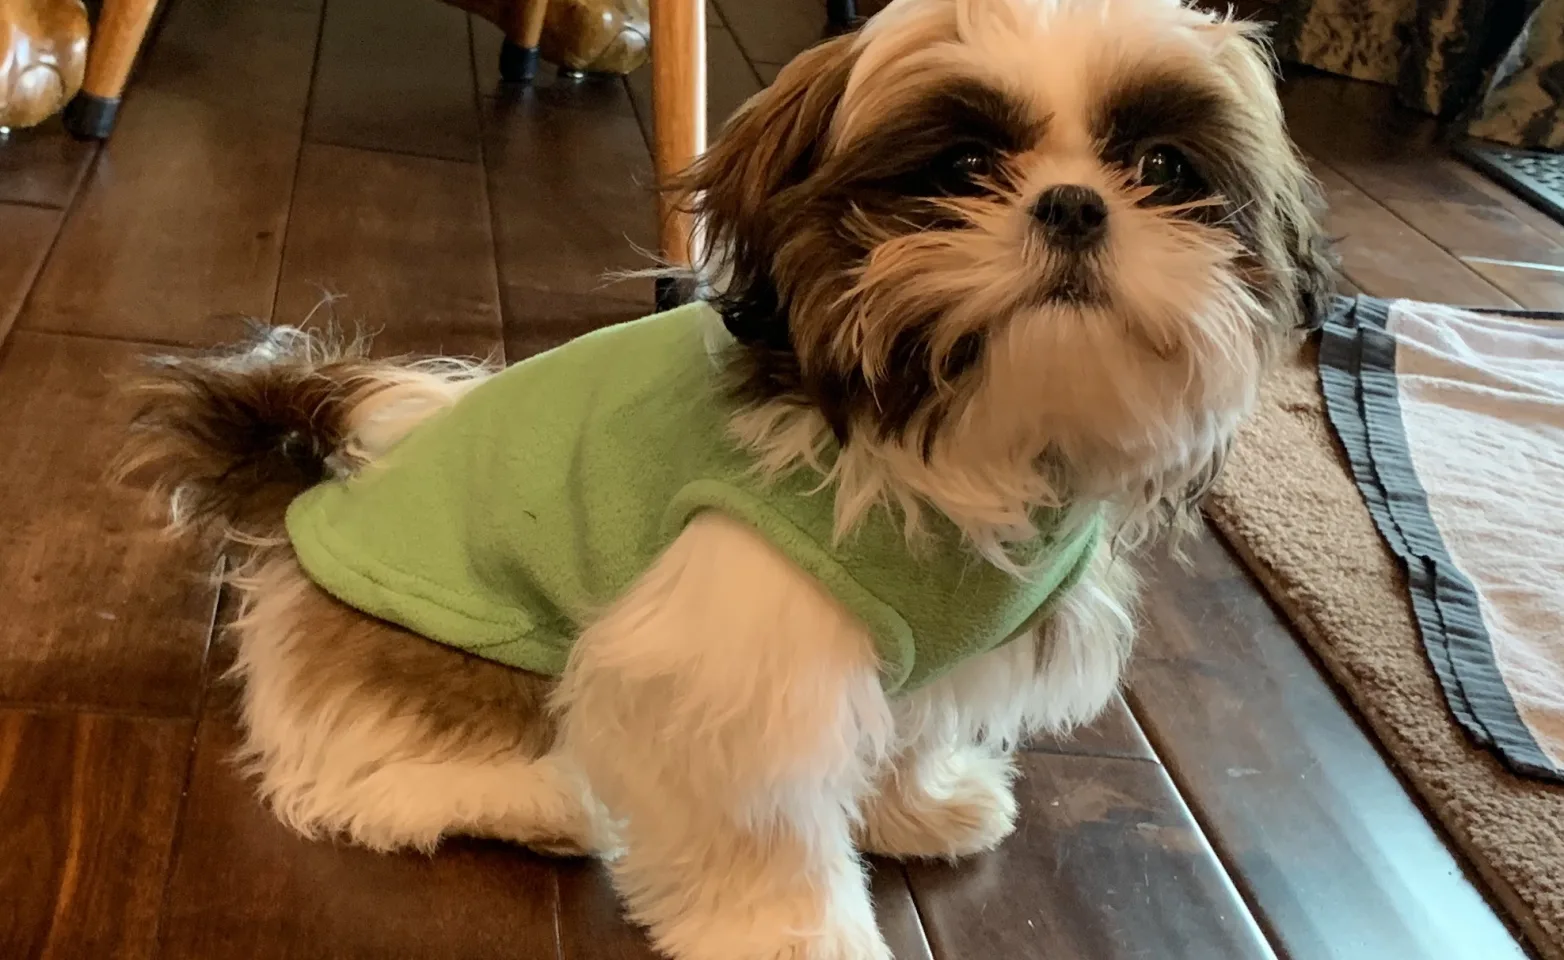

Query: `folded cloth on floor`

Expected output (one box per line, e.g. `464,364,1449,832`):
1319,296,1564,782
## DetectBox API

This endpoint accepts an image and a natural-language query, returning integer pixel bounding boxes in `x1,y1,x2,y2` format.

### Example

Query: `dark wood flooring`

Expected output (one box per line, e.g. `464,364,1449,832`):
1,0,1559,956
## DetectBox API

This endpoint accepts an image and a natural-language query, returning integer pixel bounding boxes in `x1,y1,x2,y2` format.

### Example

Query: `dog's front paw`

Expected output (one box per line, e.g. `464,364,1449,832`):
771,928,892,960
664,918,891,960
642,875,890,960
857,749,1018,859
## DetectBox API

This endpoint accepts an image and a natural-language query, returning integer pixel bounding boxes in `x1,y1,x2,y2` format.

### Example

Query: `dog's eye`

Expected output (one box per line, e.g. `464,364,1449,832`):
932,145,995,195
1134,144,1204,199
947,148,991,177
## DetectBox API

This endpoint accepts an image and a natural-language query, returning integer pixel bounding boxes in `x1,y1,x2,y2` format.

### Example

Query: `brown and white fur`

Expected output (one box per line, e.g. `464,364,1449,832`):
117,1,1332,957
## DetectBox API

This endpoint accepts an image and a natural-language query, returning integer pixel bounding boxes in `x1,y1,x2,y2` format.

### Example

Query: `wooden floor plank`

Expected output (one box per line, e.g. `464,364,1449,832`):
713,0,828,68
1128,530,1529,960
709,19,769,134
480,76,657,358
0,332,218,714
556,861,659,960
1455,155,1564,247
157,703,562,960
905,752,1274,960
0,710,192,960
1029,694,1156,762
0,117,98,208
1325,154,1564,309
19,0,321,344
469,16,507,97
273,143,503,357
0,205,60,346
1281,75,1564,310
869,861,937,960
1310,160,1517,307
309,0,482,163
1455,257,1564,311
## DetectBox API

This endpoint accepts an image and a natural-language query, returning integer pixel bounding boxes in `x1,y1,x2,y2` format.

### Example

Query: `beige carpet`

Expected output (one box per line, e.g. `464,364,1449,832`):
1205,341,1564,960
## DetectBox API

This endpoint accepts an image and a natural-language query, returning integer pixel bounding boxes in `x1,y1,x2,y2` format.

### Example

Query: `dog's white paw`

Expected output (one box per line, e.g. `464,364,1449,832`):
500,794,623,858
766,928,893,960
857,749,1019,859
666,919,892,960
643,876,890,960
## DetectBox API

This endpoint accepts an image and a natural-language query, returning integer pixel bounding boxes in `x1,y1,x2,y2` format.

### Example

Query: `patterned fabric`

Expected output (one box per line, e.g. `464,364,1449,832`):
1467,2,1564,148
1269,0,1562,149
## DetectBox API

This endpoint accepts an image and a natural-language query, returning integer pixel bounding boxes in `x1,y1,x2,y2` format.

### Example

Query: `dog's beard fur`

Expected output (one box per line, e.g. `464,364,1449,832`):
114,2,1332,957
676,0,1335,564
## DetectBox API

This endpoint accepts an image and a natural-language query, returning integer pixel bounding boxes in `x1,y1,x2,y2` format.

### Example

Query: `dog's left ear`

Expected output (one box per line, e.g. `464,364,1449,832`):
1278,177,1340,333
1209,19,1339,332
667,35,860,348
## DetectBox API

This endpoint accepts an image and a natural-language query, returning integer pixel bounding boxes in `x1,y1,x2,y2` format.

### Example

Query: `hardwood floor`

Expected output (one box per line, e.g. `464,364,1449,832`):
20,0,320,345
0,711,192,960
273,143,503,357
1132,543,1530,960
0,1,1557,957
0,334,220,714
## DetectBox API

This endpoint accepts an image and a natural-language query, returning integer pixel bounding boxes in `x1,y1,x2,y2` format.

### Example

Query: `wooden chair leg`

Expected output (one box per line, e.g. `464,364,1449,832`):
63,0,160,139
651,0,706,311
500,0,550,84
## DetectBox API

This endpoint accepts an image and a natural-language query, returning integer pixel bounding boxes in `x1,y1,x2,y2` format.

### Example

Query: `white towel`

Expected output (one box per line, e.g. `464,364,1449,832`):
1390,303,1564,769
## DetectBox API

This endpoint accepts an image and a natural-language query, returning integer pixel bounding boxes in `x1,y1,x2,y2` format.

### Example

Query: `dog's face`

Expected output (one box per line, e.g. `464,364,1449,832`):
680,0,1333,506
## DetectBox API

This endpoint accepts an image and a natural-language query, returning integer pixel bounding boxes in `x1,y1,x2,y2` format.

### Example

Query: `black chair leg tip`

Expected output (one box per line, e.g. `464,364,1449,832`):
499,42,541,84
826,0,858,29
63,94,121,141
655,277,689,313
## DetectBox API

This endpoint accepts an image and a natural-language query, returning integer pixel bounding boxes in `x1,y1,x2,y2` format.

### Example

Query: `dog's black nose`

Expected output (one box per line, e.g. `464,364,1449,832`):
1031,185,1108,249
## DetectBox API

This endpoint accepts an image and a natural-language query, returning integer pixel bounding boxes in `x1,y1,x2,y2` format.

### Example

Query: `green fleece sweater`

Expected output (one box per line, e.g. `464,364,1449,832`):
284,302,1102,693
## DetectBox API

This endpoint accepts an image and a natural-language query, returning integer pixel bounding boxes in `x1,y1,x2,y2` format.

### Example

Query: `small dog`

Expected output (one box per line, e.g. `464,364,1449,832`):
119,0,1331,957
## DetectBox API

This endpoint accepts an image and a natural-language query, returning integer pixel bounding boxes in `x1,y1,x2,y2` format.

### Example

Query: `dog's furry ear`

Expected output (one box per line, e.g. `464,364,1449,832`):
1214,22,1339,332
1280,182,1340,332
668,35,859,347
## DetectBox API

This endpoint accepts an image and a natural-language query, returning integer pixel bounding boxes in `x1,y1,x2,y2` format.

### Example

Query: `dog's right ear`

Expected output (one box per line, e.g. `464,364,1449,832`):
668,35,859,348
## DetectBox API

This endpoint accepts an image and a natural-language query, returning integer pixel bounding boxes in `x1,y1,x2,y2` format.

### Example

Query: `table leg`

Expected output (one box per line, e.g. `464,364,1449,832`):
827,0,857,30
63,0,160,139
651,0,706,311
500,0,550,84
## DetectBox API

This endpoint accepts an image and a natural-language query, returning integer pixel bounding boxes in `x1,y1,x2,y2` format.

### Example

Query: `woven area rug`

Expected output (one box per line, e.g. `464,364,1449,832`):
1204,298,1564,960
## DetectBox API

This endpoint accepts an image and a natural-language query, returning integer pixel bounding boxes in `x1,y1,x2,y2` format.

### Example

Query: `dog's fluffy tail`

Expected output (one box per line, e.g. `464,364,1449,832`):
116,325,491,540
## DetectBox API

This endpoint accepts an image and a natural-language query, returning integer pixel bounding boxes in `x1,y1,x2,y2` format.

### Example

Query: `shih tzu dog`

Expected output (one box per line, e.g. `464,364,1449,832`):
118,0,1332,957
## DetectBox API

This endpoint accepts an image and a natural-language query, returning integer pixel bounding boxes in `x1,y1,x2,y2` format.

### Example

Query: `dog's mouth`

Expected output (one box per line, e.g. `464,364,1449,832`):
1029,258,1110,308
